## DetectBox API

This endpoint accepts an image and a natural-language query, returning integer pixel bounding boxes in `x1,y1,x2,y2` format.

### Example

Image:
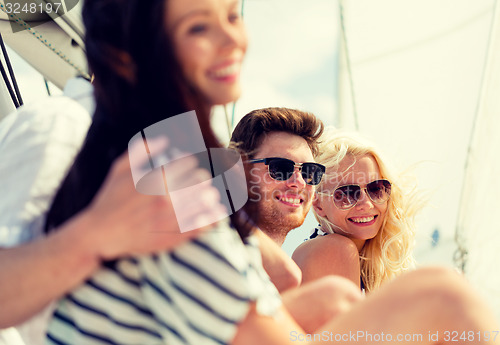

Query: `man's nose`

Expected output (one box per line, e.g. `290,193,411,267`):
285,166,307,188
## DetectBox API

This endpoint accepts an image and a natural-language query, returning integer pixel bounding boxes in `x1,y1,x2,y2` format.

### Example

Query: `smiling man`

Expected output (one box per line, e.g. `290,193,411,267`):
229,107,324,292
230,107,325,245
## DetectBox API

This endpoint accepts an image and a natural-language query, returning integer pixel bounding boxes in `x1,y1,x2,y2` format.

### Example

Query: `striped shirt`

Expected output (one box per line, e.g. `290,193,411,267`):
46,222,281,345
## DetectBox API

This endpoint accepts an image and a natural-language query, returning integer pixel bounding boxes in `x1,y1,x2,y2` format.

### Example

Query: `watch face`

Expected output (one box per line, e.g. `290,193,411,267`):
128,111,247,232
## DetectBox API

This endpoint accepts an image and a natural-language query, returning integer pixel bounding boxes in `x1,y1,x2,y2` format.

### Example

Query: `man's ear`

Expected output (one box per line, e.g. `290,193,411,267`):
312,194,327,217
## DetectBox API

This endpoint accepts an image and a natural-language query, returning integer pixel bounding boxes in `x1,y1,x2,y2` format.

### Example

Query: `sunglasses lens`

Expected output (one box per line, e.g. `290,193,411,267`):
301,163,325,185
266,158,325,185
333,185,361,209
268,159,294,181
329,180,391,209
366,180,391,203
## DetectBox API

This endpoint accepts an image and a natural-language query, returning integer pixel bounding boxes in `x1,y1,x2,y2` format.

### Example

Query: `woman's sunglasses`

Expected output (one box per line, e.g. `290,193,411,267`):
317,179,392,210
249,157,326,186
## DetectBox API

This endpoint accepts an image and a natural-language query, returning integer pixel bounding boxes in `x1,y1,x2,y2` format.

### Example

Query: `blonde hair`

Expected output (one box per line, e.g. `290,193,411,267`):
314,128,421,292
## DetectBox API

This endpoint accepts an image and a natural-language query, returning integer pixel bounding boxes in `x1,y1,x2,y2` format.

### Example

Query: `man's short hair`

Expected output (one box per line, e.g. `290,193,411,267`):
230,107,324,158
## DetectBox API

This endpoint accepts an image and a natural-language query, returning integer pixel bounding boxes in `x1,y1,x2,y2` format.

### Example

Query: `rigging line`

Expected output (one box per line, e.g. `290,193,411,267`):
0,34,23,106
453,0,498,273
0,4,90,79
0,45,20,108
338,0,359,131
44,78,52,96
42,0,85,46
230,102,236,129
224,104,233,139
223,0,245,135
0,60,19,108
229,0,245,131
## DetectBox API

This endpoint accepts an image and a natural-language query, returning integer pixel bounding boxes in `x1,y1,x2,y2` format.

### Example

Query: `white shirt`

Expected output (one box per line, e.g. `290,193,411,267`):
0,78,93,345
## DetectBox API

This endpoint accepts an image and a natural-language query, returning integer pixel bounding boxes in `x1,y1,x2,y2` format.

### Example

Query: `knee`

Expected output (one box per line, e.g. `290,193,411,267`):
406,266,465,291
285,275,363,326
316,275,364,303
321,275,364,319
400,266,476,311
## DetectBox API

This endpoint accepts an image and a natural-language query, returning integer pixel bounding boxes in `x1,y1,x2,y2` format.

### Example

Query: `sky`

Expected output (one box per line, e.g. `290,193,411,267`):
4,0,496,269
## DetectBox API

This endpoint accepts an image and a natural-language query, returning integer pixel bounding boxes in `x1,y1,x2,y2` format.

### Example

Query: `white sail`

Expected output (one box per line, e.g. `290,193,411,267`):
456,0,500,320
336,0,499,319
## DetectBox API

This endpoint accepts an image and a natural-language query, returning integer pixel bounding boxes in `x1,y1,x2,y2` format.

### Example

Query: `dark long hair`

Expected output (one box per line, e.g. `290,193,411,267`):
45,0,253,239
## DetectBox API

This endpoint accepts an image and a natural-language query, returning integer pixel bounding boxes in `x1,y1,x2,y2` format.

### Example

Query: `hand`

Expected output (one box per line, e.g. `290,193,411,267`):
82,137,227,260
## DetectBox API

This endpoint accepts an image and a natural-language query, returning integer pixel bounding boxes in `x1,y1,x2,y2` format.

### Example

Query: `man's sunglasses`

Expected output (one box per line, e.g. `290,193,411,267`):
317,179,392,210
249,157,326,186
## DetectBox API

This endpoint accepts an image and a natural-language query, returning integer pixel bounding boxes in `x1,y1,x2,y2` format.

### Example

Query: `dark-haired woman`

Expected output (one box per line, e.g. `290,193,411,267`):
44,0,500,344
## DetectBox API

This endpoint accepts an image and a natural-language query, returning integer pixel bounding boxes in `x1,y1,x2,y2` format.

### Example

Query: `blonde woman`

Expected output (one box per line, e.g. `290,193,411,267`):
293,128,420,292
